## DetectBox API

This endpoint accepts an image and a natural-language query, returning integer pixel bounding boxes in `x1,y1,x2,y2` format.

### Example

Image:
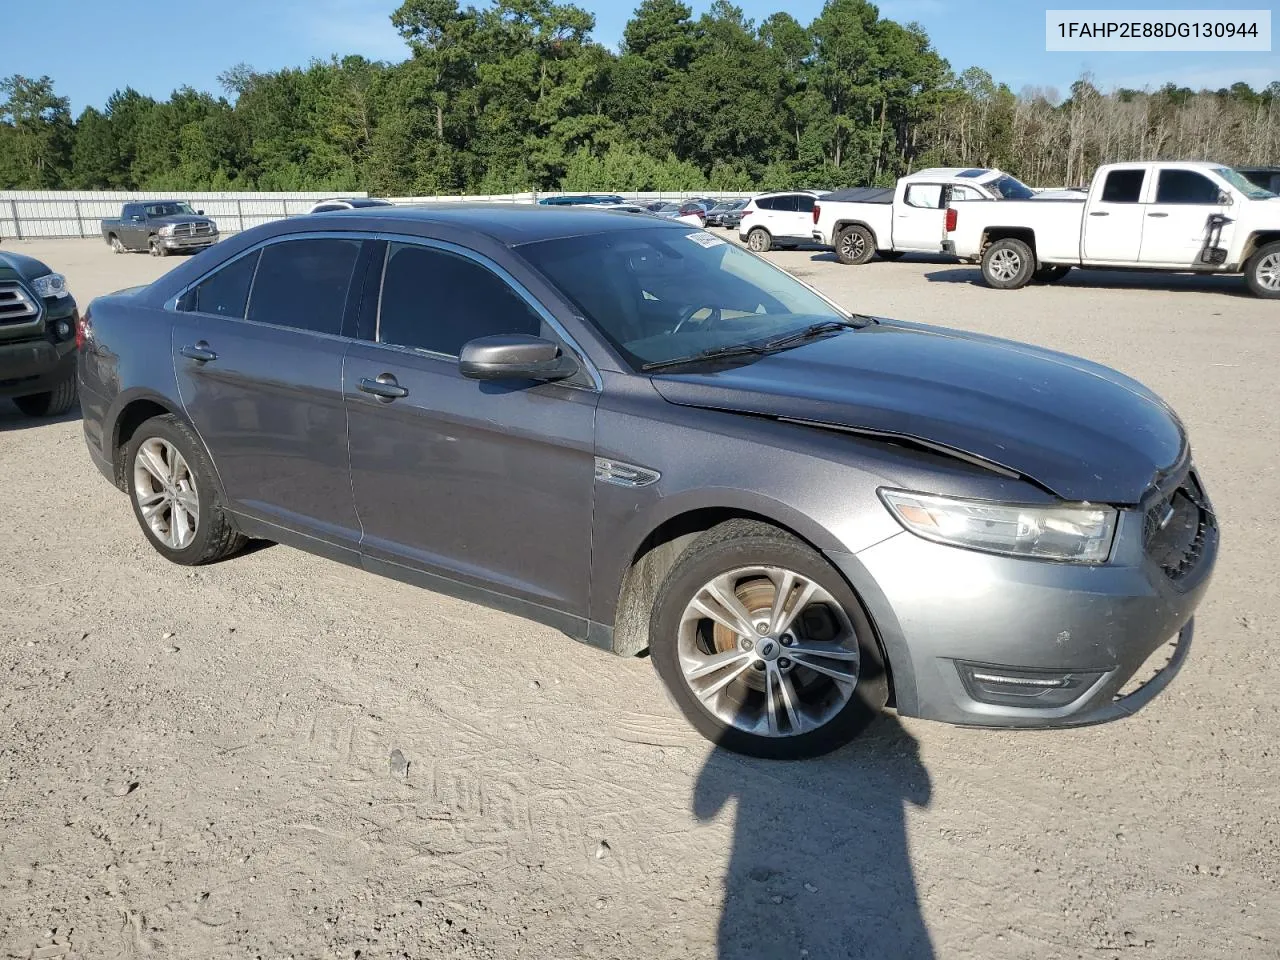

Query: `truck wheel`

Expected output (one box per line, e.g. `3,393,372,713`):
1032,264,1071,283
877,250,904,261
109,234,125,254
746,228,772,253
835,225,875,265
14,371,78,418
149,238,168,258
982,238,1035,290
1245,241,1280,299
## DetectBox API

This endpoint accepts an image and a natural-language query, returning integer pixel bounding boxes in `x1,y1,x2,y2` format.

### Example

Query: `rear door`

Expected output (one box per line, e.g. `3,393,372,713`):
892,182,948,251
1137,168,1236,266
1082,167,1147,261
171,234,372,549
344,239,598,620
769,194,809,241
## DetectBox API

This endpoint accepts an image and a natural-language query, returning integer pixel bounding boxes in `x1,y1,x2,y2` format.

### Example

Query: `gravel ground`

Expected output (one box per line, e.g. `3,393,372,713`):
1,236,1277,960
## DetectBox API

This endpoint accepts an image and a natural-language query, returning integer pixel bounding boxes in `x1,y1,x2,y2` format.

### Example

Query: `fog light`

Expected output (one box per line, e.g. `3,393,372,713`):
956,661,1105,708
54,319,72,339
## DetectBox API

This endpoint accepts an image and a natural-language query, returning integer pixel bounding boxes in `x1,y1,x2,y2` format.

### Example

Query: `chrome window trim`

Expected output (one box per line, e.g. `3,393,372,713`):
372,232,603,392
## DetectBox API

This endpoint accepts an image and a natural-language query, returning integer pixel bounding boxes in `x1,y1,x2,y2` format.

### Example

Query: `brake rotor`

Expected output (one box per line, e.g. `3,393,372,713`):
711,577,776,691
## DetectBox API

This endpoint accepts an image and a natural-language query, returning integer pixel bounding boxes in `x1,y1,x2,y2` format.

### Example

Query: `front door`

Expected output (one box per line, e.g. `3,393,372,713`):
344,239,598,619
892,183,948,251
1137,168,1236,266
172,235,370,547
1082,167,1148,261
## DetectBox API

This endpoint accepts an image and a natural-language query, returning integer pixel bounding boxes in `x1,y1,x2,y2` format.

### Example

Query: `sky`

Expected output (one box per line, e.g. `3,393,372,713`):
4,0,1276,115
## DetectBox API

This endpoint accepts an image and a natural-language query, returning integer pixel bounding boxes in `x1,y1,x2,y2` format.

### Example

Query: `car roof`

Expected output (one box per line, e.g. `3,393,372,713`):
907,168,999,181
303,202,694,245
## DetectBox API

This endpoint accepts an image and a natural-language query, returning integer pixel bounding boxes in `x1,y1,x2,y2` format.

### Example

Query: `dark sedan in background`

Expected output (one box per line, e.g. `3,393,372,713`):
77,205,1216,758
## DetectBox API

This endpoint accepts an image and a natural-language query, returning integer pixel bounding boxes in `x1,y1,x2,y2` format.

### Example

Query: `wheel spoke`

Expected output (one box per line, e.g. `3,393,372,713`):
776,668,803,733
788,645,859,683
691,657,755,701
136,445,170,485
692,577,758,639
764,666,780,735
684,649,752,681
768,572,818,637
173,488,199,517
140,497,167,524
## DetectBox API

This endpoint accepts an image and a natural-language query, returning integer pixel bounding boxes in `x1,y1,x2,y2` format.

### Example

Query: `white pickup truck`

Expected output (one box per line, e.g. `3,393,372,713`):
810,168,1079,265
946,160,1280,298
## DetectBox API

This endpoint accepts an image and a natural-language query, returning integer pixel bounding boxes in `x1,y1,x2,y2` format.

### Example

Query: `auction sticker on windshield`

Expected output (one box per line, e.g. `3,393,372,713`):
1046,9,1270,51
686,231,726,248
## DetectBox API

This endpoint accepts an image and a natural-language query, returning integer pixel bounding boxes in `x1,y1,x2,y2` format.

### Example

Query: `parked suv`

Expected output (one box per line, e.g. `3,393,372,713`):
739,190,827,251
1,250,79,416
78,206,1216,759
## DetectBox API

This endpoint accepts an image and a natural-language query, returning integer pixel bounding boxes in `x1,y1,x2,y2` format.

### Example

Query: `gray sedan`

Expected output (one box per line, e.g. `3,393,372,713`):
77,205,1216,758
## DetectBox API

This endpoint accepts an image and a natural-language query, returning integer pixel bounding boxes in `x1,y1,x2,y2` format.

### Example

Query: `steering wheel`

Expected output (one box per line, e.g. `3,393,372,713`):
672,304,724,334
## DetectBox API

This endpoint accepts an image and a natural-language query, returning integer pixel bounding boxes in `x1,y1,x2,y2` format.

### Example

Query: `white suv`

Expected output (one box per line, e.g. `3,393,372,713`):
738,191,828,252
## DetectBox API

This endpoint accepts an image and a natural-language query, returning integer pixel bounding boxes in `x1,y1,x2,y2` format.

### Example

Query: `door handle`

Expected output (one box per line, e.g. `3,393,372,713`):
359,374,409,402
1147,212,1169,218
1089,211,1110,217
180,342,217,362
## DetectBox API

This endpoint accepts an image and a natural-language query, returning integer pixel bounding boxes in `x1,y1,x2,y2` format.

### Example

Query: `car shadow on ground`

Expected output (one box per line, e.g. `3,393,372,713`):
808,252,956,266
694,714,934,960
923,265,1251,297
0,400,82,433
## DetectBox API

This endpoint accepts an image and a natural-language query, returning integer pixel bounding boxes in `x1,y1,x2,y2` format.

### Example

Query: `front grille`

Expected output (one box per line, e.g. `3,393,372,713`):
0,281,39,325
171,222,213,238
1144,472,1214,584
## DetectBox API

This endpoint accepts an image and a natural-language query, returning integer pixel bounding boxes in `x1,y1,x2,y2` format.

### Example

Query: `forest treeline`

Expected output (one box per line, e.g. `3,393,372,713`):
2,0,1278,195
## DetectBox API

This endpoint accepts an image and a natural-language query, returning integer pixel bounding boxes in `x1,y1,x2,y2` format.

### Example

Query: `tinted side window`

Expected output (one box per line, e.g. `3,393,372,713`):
311,204,345,213
246,238,362,335
1101,169,1145,203
793,195,816,213
180,250,260,317
774,195,799,212
378,243,545,356
755,197,776,211
1155,170,1221,204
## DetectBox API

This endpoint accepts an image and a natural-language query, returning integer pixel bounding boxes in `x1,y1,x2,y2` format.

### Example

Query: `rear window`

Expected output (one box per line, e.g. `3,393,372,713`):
1101,169,1145,204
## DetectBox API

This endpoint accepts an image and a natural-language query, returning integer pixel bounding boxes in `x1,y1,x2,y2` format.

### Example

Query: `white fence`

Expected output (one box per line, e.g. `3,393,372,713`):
0,190,749,240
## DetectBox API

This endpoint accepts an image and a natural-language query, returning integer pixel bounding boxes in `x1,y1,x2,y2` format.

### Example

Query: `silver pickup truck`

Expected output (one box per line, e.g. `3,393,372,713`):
100,201,219,257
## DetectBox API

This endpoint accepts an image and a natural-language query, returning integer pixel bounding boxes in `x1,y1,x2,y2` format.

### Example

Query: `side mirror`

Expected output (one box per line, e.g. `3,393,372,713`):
458,334,579,382
1218,191,1233,206
197,209,205,215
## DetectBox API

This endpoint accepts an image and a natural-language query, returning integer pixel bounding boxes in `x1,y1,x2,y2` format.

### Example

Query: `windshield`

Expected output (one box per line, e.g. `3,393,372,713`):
1217,167,1276,200
984,175,1036,200
520,227,853,370
145,202,196,217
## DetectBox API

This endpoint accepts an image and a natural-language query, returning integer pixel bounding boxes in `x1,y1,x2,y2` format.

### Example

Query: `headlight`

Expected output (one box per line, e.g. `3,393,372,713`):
30,273,69,299
879,489,1117,563
159,224,175,236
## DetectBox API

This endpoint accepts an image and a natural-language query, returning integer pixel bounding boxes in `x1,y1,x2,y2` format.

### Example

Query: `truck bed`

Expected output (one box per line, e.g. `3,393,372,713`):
823,187,894,204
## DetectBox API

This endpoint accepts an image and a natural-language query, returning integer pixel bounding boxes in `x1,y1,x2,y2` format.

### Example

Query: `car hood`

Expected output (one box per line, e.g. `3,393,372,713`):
151,215,213,226
650,320,1186,504
0,250,53,283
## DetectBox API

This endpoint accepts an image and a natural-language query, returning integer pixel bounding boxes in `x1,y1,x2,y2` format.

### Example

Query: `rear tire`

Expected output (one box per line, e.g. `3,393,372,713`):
1032,264,1071,283
649,519,888,759
13,372,77,417
981,237,1035,290
746,228,772,253
109,234,125,254
125,414,246,566
1245,241,1280,299
835,224,875,265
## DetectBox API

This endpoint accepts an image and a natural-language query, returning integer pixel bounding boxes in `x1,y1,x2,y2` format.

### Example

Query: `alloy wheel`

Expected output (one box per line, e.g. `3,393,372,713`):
133,438,199,550
676,565,860,738
1257,252,1280,292
840,232,865,260
988,248,1022,282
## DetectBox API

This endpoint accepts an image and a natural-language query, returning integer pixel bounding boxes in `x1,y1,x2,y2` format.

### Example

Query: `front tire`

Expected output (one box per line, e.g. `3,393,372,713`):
149,237,168,258
746,228,772,253
835,224,875,265
1245,241,1280,299
649,519,888,759
981,237,1035,289
13,372,77,417
125,414,246,566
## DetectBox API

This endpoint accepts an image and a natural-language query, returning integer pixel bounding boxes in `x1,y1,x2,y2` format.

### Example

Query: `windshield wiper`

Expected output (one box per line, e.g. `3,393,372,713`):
761,319,860,351
640,342,769,372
